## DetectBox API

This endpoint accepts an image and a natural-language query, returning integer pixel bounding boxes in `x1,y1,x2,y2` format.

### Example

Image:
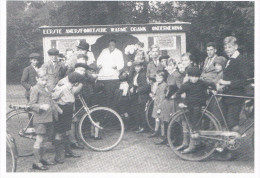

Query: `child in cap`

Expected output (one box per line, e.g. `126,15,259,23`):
174,66,215,154
115,71,131,128
52,72,85,164
200,56,227,84
29,69,57,170
213,56,227,84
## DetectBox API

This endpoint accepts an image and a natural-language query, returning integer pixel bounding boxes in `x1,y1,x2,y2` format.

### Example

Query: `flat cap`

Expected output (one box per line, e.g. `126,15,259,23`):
29,53,41,59
48,48,59,56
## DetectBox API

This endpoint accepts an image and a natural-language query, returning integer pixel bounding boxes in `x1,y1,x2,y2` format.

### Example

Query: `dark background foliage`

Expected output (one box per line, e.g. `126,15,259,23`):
7,1,254,83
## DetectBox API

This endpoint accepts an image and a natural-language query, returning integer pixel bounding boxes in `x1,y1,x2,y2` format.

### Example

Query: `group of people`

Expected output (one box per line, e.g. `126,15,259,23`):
20,36,253,170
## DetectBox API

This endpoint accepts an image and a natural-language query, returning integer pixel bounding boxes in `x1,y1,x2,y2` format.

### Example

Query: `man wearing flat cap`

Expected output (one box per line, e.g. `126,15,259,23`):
41,48,67,91
21,53,41,100
77,39,95,65
21,53,41,129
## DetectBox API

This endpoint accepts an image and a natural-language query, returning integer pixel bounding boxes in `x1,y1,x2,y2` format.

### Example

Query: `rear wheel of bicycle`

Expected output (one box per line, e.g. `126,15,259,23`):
78,107,124,151
167,109,221,161
6,110,34,157
145,99,155,131
6,136,17,172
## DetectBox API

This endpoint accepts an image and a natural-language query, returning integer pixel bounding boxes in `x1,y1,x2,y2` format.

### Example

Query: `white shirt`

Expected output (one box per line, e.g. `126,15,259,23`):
86,51,95,65
230,50,240,59
133,73,139,86
204,55,216,70
119,81,129,96
97,48,124,80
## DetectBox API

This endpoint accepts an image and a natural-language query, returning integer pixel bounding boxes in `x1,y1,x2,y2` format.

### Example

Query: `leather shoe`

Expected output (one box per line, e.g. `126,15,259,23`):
135,127,145,133
32,163,48,171
54,159,64,164
148,131,159,138
65,152,81,158
40,159,56,166
155,138,168,145
71,142,84,150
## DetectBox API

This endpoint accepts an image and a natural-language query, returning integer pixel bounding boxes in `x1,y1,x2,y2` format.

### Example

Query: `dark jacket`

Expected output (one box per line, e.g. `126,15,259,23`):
129,69,150,104
175,80,215,106
21,65,38,98
222,54,251,103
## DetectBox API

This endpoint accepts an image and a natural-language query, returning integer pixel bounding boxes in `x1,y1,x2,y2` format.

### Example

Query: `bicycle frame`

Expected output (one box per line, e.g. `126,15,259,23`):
72,94,103,130
195,92,254,140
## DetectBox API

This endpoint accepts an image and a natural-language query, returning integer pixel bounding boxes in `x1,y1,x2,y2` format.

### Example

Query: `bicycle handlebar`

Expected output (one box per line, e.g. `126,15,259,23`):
9,104,30,110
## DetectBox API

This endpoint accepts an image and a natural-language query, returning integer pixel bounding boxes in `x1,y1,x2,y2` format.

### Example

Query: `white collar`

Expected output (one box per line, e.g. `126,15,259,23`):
230,50,240,59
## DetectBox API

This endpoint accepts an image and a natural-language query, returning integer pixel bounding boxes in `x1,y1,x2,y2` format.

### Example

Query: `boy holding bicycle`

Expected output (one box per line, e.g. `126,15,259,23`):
174,66,215,154
29,69,57,171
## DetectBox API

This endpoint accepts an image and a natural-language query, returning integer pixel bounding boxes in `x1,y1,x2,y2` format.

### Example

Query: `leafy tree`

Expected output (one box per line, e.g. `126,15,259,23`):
7,1,254,83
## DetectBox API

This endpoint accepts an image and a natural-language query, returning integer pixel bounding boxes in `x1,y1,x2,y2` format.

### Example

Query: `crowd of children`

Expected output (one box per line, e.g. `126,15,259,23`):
21,36,253,170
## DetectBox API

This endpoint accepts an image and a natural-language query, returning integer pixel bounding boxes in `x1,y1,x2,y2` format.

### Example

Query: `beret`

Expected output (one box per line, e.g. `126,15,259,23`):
29,53,41,59
187,66,201,77
48,48,59,56
213,56,227,69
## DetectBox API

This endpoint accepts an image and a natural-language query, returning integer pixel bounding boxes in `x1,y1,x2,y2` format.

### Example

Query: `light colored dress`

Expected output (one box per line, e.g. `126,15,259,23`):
152,82,167,119
160,70,185,122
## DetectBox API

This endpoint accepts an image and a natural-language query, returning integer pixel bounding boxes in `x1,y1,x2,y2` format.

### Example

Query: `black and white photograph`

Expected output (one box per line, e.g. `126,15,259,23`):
1,0,259,176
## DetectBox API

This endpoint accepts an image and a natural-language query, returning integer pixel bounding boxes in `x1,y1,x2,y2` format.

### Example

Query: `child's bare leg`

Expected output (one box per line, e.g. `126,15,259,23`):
148,118,160,138
33,135,48,170
64,131,80,158
54,133,65,164
155,121,167,145
176,120,189,151
69,123,84,149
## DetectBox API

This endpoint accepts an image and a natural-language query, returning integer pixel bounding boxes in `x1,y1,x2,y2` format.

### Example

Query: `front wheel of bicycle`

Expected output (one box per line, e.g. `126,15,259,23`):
6,134,18,172
6,110,34,157
167,109,221,161
78,107,124,151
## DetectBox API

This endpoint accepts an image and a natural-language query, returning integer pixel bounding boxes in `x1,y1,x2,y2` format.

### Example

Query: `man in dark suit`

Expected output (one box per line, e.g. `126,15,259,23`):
41,48,67,91
21,53,41,129
21,53,40,100
129,61,151,133
200,42,222,82
216,36,251,160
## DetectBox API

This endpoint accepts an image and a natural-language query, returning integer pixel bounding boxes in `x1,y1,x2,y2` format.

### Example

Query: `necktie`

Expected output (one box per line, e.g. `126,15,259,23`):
205,57,212,69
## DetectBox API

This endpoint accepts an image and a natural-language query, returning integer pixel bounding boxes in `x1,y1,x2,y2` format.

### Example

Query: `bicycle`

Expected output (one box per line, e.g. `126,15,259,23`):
167,87,254,161
6,133,18,172
6,94,124,157
145,99,155,131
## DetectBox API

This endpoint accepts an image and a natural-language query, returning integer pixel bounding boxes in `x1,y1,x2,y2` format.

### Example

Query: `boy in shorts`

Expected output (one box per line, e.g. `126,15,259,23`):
29,69,57,170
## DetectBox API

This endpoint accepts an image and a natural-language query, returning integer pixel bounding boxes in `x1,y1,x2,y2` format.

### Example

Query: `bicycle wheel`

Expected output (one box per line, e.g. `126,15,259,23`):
78,107,124,151
167,109,221,161
6,110,34,157
6,135,17,172
145,99,155,131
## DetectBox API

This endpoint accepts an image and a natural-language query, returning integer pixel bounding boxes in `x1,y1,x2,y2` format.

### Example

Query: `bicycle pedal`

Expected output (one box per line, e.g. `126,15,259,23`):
216,147,224,152
241,133,247,137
